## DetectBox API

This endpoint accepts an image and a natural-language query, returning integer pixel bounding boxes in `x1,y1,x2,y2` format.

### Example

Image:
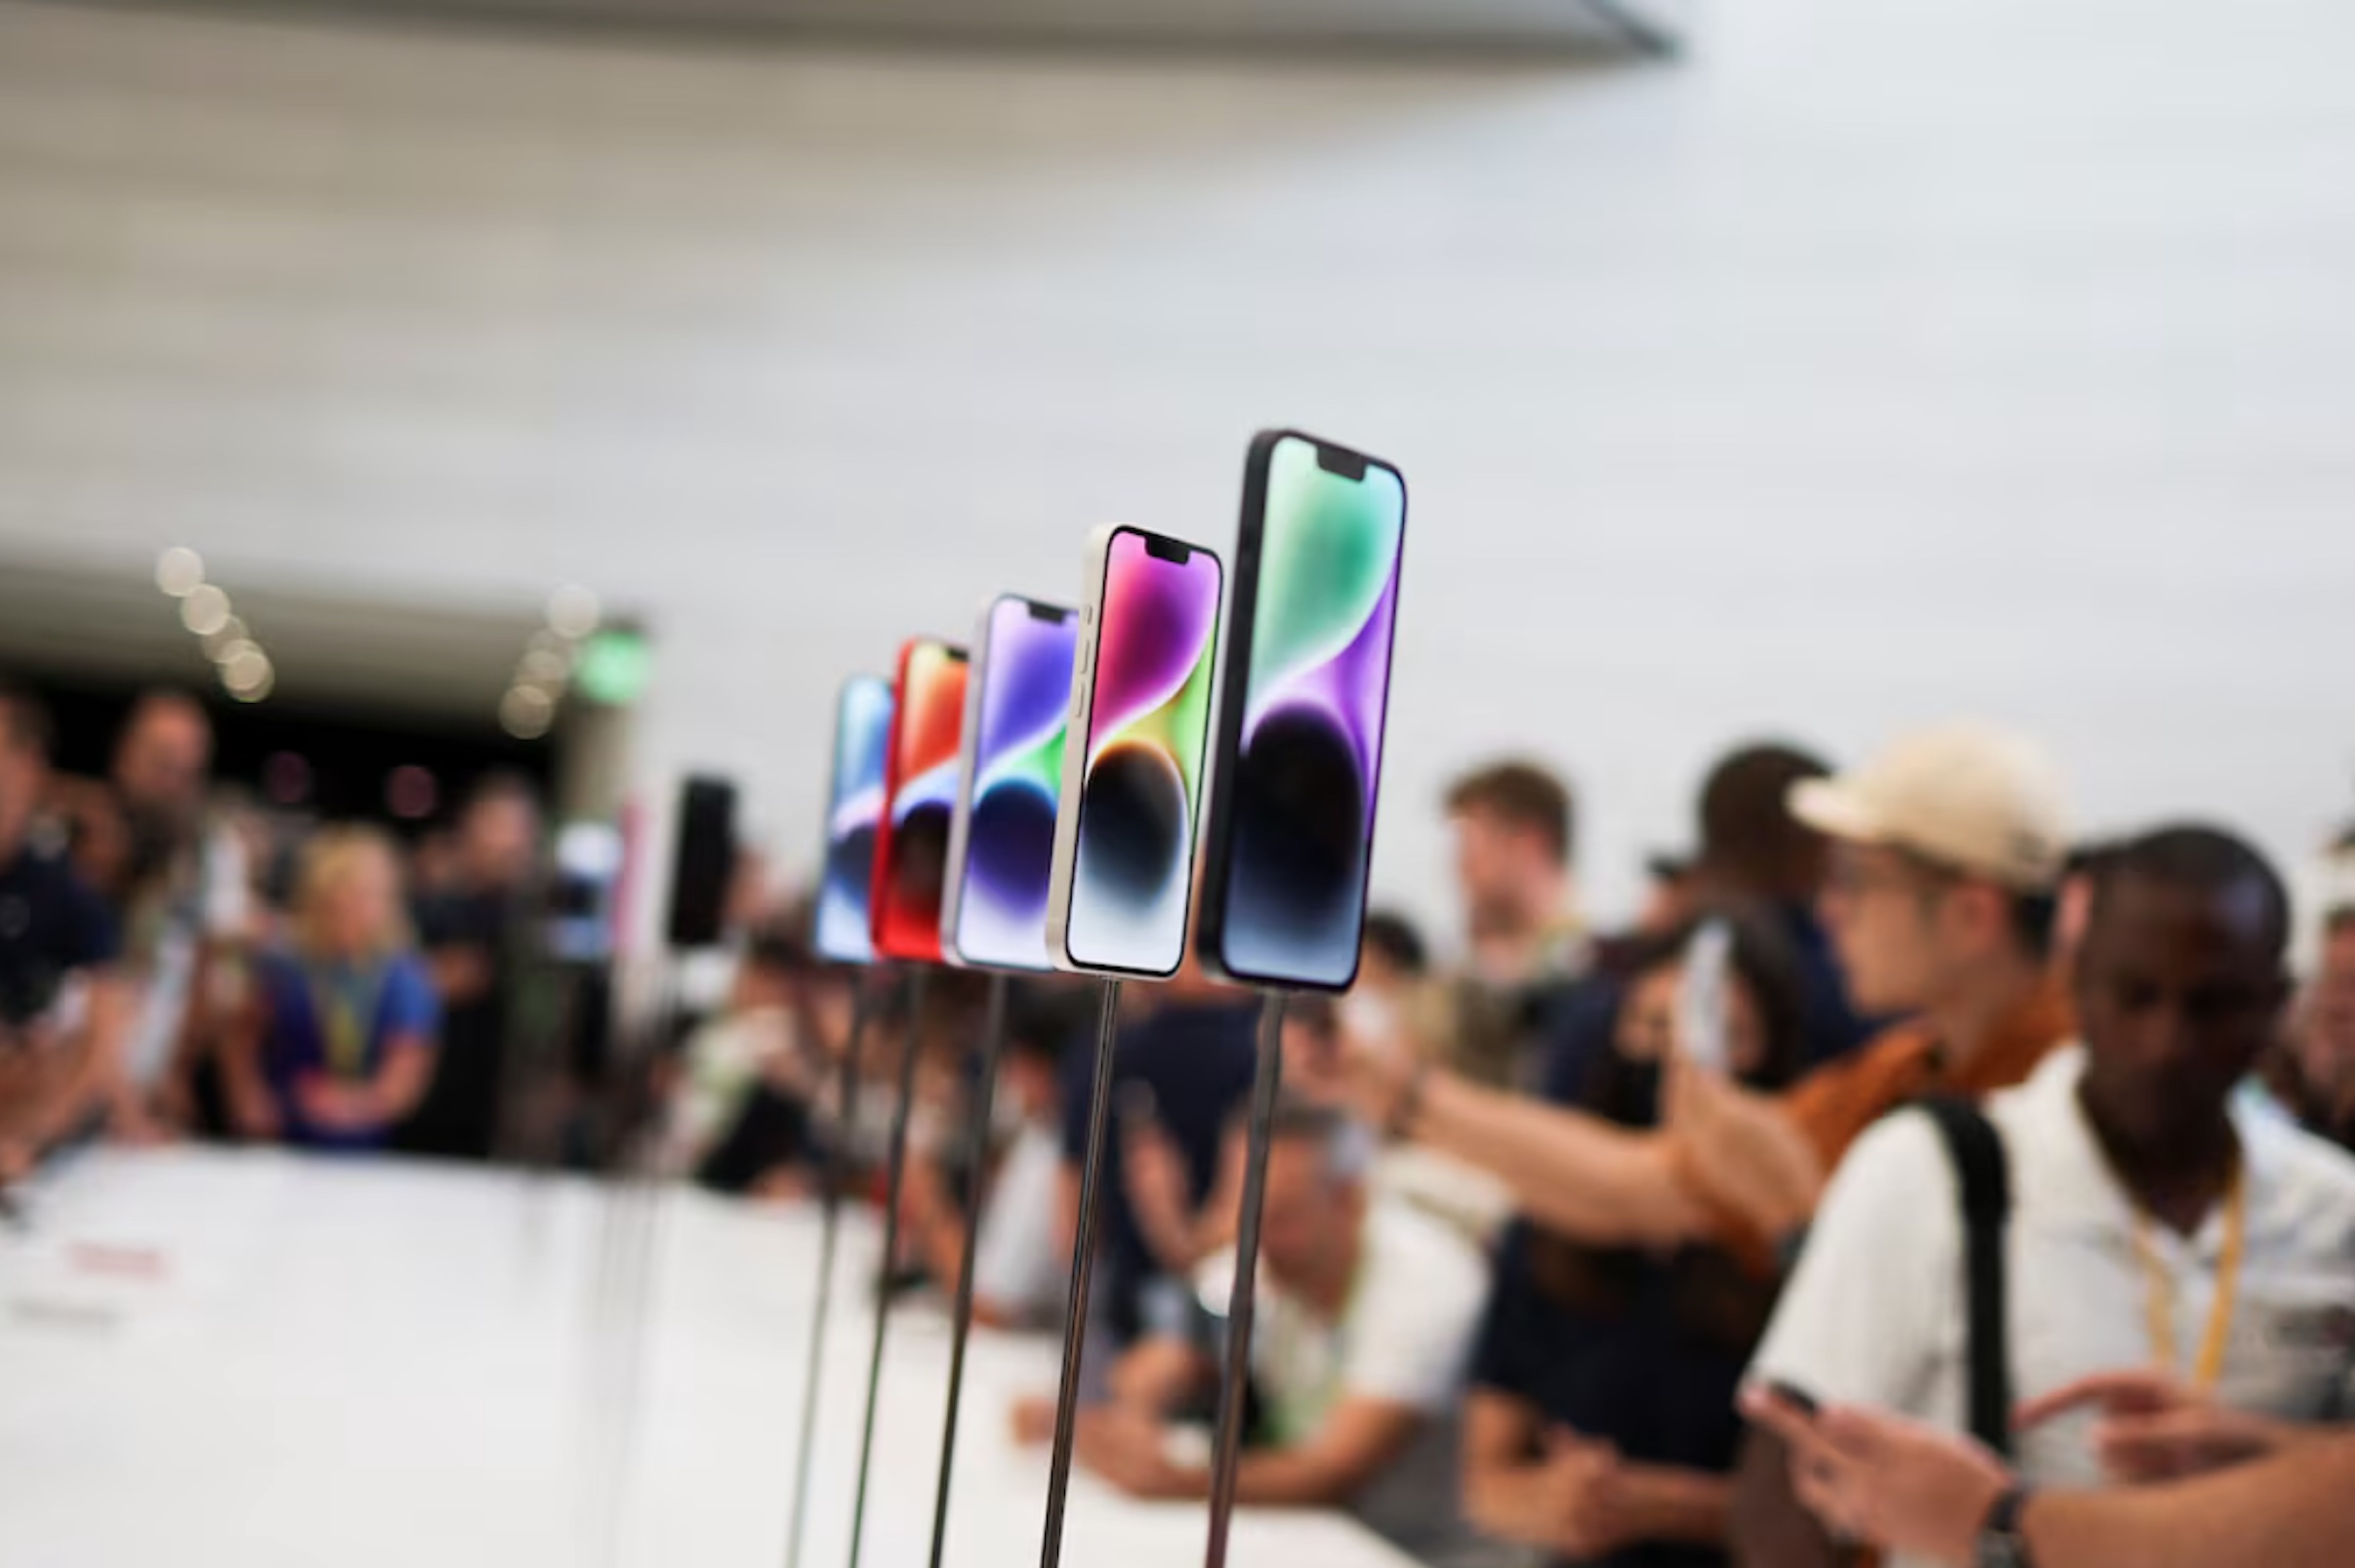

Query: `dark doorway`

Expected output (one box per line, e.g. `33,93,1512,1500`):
27,670,554,833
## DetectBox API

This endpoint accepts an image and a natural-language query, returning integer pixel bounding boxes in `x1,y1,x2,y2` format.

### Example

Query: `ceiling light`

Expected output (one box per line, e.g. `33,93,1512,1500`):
545,583,601,640
519,647,568,683
500,684,555,739
222,645,272,700
225,662,274,703
200,616,249,659
264,752,311,806
386,765,438,820
181,584,232,637
155,547,205,598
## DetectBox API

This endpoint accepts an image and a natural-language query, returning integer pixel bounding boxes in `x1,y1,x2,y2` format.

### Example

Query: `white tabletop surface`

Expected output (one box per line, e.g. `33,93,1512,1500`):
0,1147,1416,1568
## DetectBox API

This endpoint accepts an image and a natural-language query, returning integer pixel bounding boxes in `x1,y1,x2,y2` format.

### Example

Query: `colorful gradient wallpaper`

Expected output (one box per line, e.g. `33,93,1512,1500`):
952,598,1078,971
1216,436,1405,987
1067,531,1220,975
870,639,968,963
814,675,893,966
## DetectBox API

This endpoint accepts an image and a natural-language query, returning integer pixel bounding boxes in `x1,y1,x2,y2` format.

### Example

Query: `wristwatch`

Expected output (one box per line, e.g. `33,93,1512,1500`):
1975,1483,2037,1568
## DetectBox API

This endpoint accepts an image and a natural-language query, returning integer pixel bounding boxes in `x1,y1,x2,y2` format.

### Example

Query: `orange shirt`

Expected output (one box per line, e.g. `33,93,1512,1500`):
1679,973,2075,1269
1778,974,2075,1174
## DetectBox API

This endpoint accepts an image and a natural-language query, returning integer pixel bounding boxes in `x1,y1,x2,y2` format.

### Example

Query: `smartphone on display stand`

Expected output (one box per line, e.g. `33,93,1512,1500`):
1046,525,1224,979
814,675,895,966
1196,431,1407,992
941,596,1080,972
869,639,970,965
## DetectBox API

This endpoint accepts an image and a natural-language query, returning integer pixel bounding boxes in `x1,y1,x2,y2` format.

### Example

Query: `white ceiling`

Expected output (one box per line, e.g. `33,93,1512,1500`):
0,547,548,723
173,0,1683,54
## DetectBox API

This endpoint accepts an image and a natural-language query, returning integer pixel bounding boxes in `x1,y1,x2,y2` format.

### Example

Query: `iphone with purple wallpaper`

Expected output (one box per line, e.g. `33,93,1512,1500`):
1196,431,1406,992
1046,527,1223,979
942,595,1080,971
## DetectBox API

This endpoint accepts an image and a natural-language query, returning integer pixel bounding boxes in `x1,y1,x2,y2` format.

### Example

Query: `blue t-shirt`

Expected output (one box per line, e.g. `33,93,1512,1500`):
256,948,440,1150
1535,975,1625,1104
1482,980,1781,1568
1472,1217,1755,1568
1779,901,1879,1067
0,841,121,1029
1059,998,1260,1345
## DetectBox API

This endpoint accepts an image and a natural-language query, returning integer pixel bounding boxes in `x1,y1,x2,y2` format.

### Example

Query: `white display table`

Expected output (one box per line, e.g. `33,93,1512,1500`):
0,1148,1414,1568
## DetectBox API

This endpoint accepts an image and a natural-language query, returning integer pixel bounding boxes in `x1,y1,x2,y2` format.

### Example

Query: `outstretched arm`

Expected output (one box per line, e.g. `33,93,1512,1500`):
1394,1067,1711,1248
1078,1395,1422,1508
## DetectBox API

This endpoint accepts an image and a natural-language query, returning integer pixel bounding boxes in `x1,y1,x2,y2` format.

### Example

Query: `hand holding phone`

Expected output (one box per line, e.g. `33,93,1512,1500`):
1676,918,1735,1075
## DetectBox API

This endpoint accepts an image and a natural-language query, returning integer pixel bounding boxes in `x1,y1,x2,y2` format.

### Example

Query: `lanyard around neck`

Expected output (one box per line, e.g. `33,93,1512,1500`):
2128,1159,2248,1391
306,961,384,1080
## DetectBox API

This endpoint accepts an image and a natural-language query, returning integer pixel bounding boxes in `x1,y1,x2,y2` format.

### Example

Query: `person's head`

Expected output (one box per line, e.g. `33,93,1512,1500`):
732,921,814,1014
406,828,459,896
1002,985,1082,1120
458,773,540,889
2075,826,2292,1161
1698,742,1834,904
64,788,135,901
1445,760,1573,940
112,689,213,830
1227,1097,1369,1292
1635,852,1698,936
1601,907,1809,1098
2052,841,2118,970
2293,909,2355,1111
727,846,775,934
292,825,410,963
1796,722,2068,1016
0,681,55,853
1356,910,1428,997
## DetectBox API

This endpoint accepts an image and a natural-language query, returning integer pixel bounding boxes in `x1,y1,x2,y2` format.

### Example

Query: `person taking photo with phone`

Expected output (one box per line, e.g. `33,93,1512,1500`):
1314,722,2077,1272
1462,913,1809,1568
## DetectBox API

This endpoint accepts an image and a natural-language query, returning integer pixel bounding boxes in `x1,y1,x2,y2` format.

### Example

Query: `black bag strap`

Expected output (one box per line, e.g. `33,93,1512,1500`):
1916,1096,2015,1459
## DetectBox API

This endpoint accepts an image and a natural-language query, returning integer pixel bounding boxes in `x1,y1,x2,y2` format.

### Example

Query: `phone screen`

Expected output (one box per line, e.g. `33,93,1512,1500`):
1065,530,1221,976
1677,918,1735,1074
951,598,1079,971
870,639,969,963
1205,433,1405,989
814,675,894,965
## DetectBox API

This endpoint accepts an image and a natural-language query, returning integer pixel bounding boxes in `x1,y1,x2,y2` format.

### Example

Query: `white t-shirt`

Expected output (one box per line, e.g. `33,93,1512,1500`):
971,1120,1066,1324
659,1005,802,1175
1243,1199,1489,1559
125,821,250,1089
1751,1046,2355,1568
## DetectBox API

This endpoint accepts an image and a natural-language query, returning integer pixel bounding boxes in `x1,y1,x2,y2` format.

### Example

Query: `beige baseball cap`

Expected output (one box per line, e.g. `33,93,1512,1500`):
1789,721,2070,891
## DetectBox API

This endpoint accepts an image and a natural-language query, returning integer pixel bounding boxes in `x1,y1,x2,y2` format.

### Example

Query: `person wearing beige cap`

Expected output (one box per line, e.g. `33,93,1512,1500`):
1313,720,2076,1269
1736,823,2355,1568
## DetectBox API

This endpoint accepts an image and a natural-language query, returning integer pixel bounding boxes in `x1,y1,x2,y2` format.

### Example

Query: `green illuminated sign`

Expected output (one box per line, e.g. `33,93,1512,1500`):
576,629,649,706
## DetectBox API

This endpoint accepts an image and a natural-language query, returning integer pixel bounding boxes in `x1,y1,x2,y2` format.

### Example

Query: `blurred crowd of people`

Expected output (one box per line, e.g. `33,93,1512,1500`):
1,680,559,1176
9,671,2355,1567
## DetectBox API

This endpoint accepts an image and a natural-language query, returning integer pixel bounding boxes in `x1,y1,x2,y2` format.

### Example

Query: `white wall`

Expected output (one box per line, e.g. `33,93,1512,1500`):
2,0,2351,943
